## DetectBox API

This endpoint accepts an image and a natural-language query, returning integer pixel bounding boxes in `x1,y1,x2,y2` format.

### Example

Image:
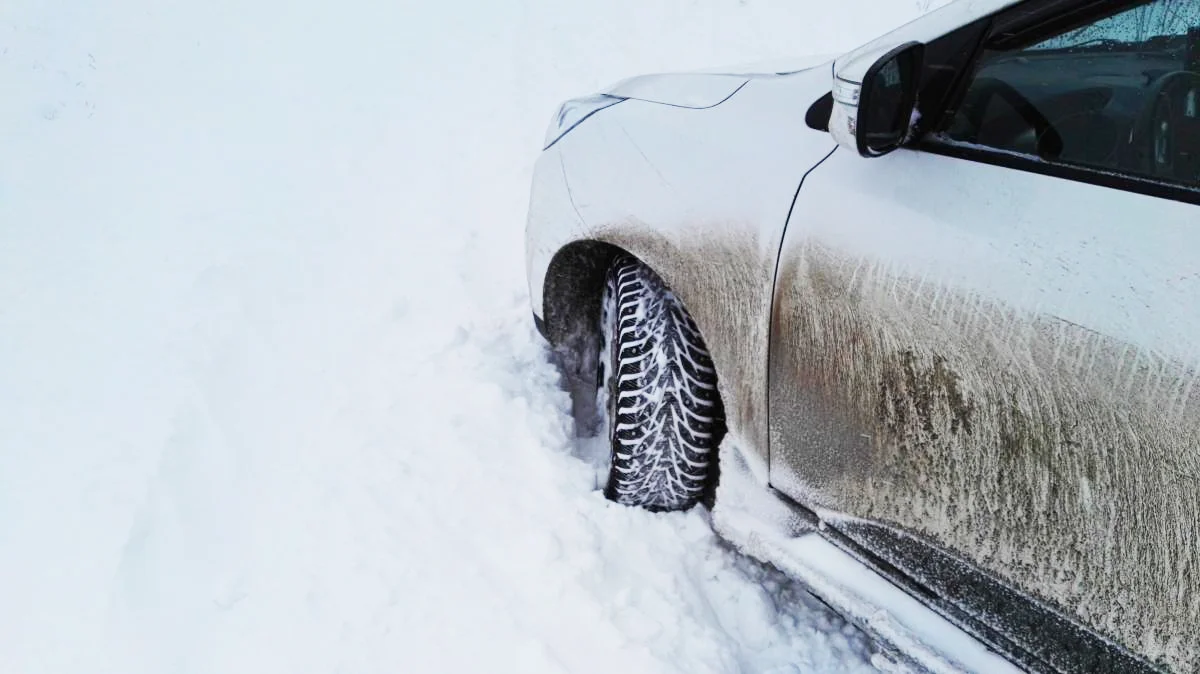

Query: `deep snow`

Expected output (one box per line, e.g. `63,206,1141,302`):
3,1,935,672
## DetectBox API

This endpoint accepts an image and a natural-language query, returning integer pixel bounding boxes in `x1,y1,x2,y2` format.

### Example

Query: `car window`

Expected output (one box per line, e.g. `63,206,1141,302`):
937,0,1200,187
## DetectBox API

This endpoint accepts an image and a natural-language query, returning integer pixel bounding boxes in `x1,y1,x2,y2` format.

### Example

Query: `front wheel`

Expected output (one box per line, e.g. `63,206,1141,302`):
597,256,725,511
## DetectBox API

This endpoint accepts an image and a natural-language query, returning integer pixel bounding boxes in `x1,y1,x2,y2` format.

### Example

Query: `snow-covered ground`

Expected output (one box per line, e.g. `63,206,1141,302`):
2,1,934,672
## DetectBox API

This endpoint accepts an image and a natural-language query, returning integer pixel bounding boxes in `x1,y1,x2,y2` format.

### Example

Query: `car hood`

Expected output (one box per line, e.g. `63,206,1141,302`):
603,53,834,109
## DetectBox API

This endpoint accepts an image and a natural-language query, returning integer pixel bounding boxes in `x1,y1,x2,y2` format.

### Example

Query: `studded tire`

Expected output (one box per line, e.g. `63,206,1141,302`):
597,255,725,511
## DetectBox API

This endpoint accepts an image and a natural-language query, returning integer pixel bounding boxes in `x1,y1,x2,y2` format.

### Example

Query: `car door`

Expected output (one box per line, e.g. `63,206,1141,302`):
769,0,1200,670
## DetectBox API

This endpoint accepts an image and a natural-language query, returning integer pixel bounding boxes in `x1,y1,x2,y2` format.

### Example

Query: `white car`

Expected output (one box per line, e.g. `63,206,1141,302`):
524,0,1199,671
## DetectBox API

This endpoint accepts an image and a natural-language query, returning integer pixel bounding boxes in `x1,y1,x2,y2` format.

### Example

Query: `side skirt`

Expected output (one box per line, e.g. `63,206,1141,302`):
820,512,1160,674
712,443,1161,674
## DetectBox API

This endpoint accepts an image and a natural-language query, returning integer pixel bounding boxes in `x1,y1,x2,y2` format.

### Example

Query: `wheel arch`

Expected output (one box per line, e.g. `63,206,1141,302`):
541,239,624,350
538,231,772,479
541,236,719,366
541,237,734,439
538,239,628,436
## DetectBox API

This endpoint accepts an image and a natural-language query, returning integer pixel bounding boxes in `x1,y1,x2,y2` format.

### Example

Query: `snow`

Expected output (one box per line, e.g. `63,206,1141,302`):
2,1,937,672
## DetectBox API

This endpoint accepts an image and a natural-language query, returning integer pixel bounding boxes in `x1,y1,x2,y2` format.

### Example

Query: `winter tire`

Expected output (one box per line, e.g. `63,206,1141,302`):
597,255,725,511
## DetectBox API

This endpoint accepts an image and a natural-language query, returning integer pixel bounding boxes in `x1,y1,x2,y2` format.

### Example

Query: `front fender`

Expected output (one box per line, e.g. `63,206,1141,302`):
525,64,837,471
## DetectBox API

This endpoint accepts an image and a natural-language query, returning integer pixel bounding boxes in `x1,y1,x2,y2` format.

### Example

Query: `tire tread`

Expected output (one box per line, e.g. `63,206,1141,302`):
599,256,725,511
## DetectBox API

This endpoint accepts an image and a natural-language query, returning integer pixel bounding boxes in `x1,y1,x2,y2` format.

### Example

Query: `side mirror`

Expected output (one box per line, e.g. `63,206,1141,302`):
831,42,924,157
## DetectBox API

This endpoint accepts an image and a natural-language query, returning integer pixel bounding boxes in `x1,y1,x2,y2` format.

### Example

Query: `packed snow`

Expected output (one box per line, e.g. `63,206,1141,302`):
2,1,937,672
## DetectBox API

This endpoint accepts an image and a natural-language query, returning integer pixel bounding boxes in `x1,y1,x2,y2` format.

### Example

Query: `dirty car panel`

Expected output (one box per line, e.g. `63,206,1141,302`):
526,65,838,471
771,144,1200,671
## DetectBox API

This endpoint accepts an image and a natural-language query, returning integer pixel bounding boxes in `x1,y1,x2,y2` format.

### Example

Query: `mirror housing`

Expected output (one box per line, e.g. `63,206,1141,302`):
830,42,924,157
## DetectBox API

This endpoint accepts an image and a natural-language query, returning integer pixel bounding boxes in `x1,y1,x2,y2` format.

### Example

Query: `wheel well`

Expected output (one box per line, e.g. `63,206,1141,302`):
542,239,727,505
540,240,628,436
542,240,625,349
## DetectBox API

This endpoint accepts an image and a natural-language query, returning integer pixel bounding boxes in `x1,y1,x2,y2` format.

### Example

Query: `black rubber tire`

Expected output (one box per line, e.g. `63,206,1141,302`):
597,255,725,511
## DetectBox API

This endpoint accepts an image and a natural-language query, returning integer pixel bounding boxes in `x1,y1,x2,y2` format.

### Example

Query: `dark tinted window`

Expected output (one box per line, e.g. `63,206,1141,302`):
939,0,1200,186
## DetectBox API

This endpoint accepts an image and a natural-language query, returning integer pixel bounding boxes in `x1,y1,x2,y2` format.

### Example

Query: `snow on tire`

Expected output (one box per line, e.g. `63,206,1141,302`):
598,255,725,511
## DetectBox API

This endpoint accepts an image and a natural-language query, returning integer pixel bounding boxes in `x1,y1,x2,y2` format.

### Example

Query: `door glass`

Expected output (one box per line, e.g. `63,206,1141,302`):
940,0,1200,186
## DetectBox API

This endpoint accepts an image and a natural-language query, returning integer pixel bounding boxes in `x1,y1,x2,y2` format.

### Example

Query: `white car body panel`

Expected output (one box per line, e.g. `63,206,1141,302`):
526,66,837,459
601,54,836,111
793,150,1200,361
604,73,751,109
771,144,1200,668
